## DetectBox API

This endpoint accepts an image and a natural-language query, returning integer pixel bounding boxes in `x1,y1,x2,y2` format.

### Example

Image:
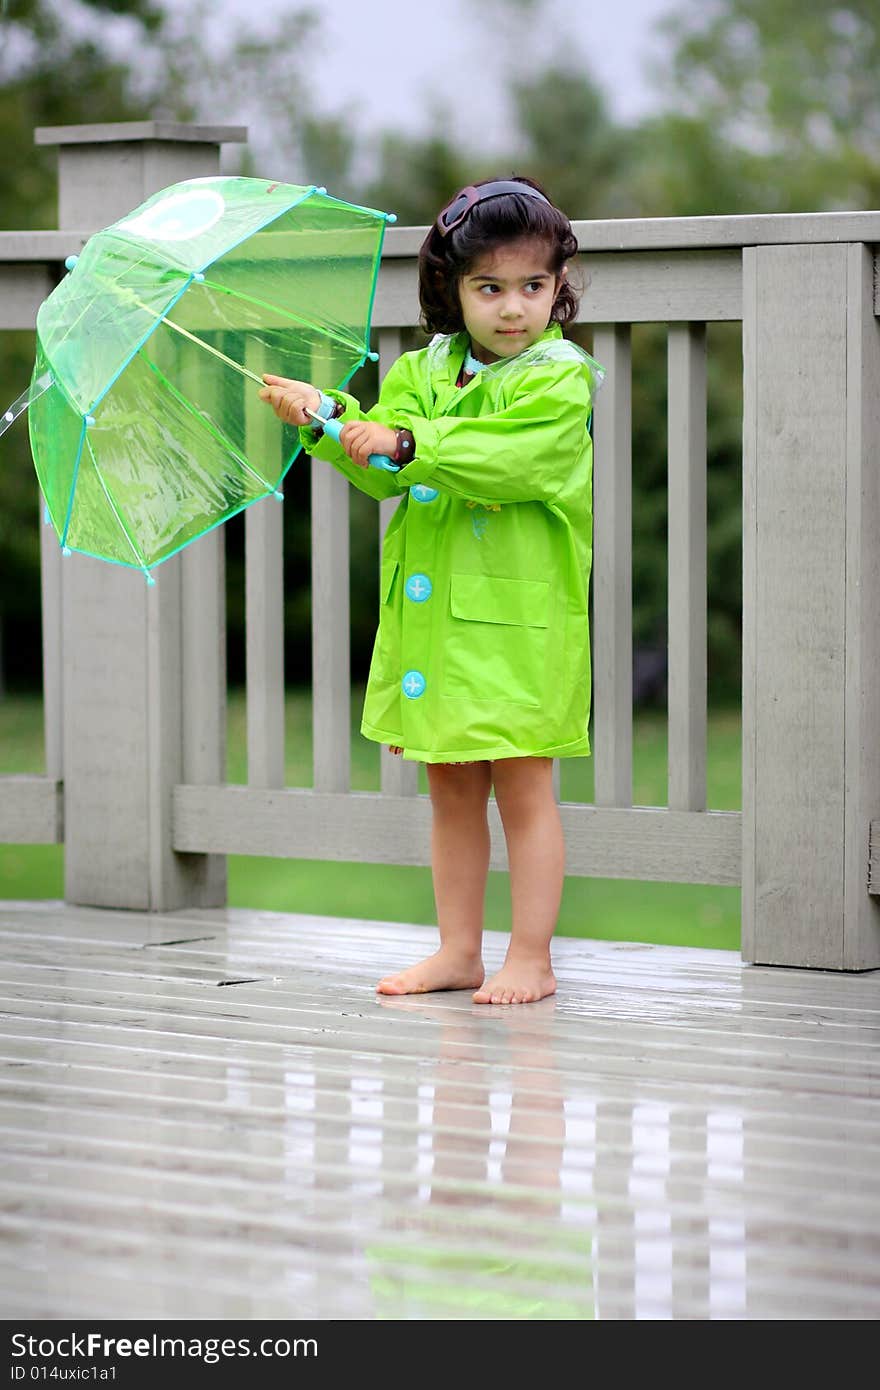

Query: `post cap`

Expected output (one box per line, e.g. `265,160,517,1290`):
35,122,248,147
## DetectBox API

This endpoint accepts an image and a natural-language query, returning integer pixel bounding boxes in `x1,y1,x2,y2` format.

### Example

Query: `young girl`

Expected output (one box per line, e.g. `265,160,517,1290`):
259,176,602,1005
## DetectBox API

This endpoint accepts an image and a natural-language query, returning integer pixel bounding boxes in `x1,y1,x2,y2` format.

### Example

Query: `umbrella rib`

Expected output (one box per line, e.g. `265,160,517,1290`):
140,352,279,494
42,248,190,390
60,419,88,551
82,435,150,572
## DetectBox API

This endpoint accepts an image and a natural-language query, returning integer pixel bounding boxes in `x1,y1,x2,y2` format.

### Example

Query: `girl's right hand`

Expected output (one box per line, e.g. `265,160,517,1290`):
258,375,321,427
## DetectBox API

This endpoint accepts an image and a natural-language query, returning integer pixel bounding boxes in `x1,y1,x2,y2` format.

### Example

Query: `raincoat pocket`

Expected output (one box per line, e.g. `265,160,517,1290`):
380,558,400,606
373,559,400,679
444,574,550,707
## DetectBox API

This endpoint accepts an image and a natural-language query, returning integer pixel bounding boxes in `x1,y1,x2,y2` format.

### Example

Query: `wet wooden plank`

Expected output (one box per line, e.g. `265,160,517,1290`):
0,901,877,1321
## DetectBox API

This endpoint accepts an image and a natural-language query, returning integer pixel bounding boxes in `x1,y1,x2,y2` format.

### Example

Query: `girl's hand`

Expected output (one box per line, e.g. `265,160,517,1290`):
258,375,321,427
339,420,398,468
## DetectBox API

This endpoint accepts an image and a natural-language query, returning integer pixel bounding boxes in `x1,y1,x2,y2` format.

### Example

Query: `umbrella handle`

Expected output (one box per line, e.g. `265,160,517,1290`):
305,411,399,472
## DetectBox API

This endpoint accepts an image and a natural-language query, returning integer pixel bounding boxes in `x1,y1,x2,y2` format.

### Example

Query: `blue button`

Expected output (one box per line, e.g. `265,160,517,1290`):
402,670,426,699
405,573,432,603
410,485,438,503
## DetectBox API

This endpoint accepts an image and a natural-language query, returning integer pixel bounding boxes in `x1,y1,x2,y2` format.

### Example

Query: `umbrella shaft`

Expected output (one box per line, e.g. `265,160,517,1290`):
161,316,265,386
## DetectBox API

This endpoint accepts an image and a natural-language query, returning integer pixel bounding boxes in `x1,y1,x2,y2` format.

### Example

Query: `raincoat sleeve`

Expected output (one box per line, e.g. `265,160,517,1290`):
297,353,425,503
393,360,593,508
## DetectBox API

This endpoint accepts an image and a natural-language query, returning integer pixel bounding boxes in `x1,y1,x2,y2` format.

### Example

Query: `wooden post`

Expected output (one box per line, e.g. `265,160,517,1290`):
39,123,244,910
742,242,880,969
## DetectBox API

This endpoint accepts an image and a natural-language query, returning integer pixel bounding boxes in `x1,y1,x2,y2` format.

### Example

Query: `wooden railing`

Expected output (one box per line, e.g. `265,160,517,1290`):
1,122,879,971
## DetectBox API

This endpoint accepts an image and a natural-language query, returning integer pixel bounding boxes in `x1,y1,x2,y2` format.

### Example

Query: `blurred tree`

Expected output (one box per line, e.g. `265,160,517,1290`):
654,0,880,210
510,65,638,219
362,124,480,227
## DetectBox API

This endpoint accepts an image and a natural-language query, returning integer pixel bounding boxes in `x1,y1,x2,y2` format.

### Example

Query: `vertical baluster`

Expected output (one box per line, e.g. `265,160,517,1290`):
591,325,633,807
244,343,284,788
246,500,285,787
377,328,418,797
39,509,62,781
741,250,758,961
182,531,226,789
311,456,351,792
667,323,707,811
181,528,227,899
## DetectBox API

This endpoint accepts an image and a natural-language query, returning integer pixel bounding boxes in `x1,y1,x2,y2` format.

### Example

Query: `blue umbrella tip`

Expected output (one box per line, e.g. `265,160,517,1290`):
145,574,156,587
62,546,71,557
64,255,78,271
367,351,380,363
193,271,206,283
84,415,96,428
385,213,397,224
273,490,284,501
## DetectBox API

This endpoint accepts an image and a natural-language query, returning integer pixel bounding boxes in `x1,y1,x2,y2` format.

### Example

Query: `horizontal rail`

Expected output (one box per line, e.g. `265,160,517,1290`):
0,777,63,844
5,210,880,264
4,236,879,333
374,249,743,326
2,243,744,329
380,213,880,256
172,785,742,886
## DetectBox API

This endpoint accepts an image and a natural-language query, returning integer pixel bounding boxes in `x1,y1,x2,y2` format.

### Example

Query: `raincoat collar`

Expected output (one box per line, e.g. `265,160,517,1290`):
427,325,604,394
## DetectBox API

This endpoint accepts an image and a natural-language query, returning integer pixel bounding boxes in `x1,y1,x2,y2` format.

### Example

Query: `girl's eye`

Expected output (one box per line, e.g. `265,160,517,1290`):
526,281,545,293
479,284,500,295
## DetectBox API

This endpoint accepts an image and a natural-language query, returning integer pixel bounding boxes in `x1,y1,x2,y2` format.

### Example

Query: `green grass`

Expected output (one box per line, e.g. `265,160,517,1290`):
0,689,741,949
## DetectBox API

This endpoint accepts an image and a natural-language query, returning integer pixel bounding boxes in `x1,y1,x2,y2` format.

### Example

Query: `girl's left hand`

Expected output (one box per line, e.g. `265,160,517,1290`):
339,420,399,468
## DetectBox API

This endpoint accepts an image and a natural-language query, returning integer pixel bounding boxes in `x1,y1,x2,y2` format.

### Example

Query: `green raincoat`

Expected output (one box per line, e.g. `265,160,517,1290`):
301,324,602,764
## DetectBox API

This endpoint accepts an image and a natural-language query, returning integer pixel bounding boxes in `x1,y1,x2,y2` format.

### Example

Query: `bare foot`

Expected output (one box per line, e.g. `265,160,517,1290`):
473,958,556,1005
377,947,484,996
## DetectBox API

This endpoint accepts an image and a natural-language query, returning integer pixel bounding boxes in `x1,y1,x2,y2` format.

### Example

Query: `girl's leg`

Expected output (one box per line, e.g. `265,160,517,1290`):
473,756,562,1004
376,760,492,994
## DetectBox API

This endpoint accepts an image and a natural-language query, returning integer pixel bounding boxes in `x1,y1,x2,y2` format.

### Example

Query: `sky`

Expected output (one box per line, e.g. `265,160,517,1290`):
167,0,678,156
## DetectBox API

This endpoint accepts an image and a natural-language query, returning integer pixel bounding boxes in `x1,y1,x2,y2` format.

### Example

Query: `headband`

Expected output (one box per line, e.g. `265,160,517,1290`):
435,181,551,237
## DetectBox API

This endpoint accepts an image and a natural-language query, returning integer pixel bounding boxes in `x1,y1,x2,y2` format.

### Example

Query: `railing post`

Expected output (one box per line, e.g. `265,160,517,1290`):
742,241,880,969
38,123,244,910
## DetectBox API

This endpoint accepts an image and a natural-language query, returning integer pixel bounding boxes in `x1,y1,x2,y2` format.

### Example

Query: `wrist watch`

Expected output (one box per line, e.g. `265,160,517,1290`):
392,429,415,465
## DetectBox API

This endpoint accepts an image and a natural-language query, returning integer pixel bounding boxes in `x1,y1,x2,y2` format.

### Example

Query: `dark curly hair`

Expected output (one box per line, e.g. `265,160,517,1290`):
418,175,581,336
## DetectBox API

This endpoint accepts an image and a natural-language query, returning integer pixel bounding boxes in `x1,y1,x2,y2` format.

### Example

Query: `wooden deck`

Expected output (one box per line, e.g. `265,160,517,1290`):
0,900,878,1321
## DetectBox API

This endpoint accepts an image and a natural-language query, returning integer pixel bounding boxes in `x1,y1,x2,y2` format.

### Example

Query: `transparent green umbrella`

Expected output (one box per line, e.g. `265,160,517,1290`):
1,177,394,582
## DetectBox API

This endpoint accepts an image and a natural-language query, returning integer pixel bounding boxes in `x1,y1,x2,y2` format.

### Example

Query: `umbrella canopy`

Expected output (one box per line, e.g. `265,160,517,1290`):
23,177,393,578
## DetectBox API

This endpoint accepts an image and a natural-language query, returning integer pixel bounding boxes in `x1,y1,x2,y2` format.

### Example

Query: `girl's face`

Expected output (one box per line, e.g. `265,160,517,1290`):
457,238,562,365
